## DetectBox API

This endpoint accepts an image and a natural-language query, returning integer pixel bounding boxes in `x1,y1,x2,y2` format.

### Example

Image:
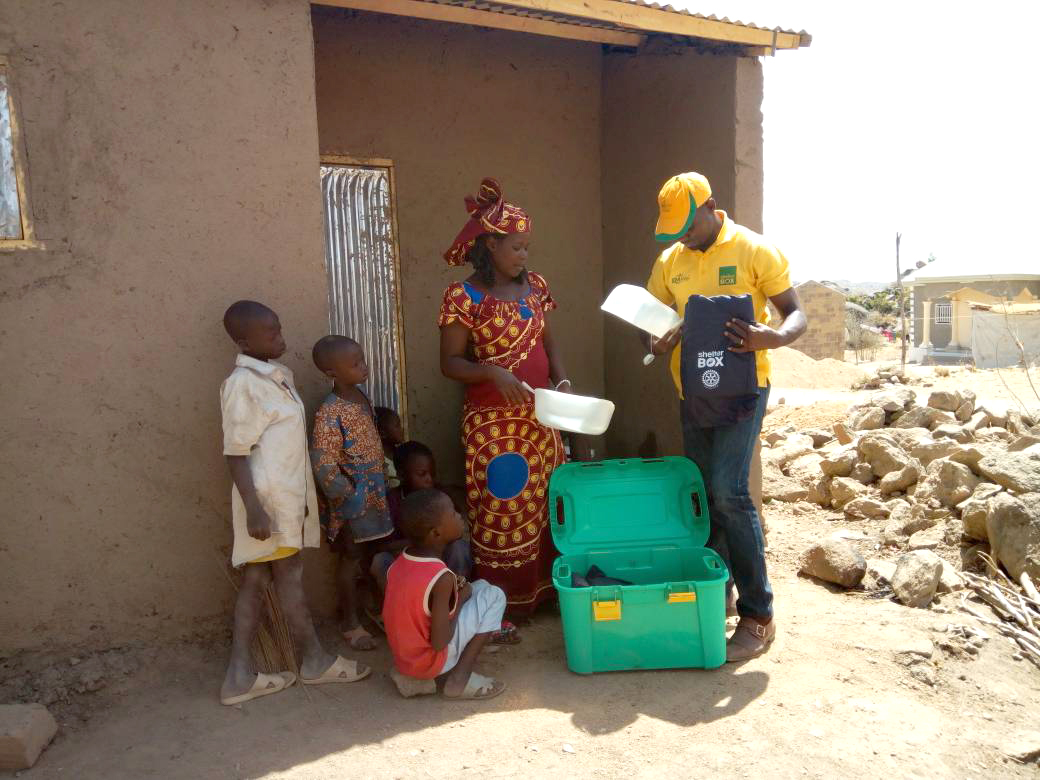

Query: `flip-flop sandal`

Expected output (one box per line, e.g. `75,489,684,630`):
491,621,521,645
220,671,296,706
442,671,506,701
301,655,371,685
342,626,378,651
390,668,437,698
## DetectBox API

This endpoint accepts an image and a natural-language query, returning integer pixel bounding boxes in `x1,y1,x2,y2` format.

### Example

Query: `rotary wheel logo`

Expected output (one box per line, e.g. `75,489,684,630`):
702,369,721,389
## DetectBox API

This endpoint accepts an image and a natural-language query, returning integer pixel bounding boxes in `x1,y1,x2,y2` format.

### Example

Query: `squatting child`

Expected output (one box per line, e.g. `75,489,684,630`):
218,301,369,705
383,488,507,701
371,440,473,593
309,335,395,652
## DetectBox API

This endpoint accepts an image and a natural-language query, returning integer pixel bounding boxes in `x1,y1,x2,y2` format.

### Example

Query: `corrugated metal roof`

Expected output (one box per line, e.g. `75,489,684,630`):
617,1,810,45
416,0,810,50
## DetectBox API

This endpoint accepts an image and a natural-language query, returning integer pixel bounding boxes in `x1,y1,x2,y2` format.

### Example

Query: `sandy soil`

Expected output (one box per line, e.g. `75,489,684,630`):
7,497,1039,780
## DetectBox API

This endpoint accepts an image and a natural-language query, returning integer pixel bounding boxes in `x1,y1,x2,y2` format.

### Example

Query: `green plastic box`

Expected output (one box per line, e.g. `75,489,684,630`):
549,457,729,674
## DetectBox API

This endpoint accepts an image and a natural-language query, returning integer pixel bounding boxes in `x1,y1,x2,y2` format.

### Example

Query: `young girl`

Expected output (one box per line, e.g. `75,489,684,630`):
309,335,394,652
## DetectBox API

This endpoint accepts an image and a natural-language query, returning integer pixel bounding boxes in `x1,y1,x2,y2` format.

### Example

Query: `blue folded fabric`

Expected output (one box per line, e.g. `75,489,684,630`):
680,294,760,427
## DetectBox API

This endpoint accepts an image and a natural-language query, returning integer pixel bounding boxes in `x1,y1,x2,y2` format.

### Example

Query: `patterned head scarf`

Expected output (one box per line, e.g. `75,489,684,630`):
443,178,531,266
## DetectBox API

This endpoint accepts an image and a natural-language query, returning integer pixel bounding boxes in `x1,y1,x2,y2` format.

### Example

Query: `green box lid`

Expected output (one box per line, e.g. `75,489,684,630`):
548,457,710,556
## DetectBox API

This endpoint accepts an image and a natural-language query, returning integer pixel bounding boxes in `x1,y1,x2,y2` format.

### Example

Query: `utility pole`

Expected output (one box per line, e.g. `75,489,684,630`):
896,232,906,370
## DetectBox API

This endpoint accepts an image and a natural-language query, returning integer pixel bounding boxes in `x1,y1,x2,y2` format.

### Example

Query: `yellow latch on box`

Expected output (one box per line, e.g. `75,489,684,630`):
667,591,696,603
593,600,622,621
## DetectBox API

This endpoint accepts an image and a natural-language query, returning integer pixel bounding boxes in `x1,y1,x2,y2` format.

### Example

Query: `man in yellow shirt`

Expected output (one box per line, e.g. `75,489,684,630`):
646,172,807,662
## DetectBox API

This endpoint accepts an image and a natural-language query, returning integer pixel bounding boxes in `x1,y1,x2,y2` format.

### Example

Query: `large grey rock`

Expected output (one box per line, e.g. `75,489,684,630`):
764,433,816,470
908,526,944,550
986,492,1040,581
871,387,915,412
803,429,835,448
805,474,832,507
890,550,943,608
882,427,934,452
979,401,1010,429
785,452,824,485
844,496,891,519
955,399,975,422
858,436,910,477
932,424,974,444
956,483,1002,540
915,458,979,509
976,427,1013,443
820,446,858,477
831,477,868,509
1001,730,1040,764
763,469,809,503
928,389,964,412
979,451,1040,494
849,406,885,431
799,539,867,588
832,421,854,445
882,503,948,545
936,560,964,593
965,411,990,433
879,459,923,495
947,444,989,475
850,462,876,484
1009,434,1040,453
894,406,954,431
910,439,962,467
867,558,897,586
0,704,58,771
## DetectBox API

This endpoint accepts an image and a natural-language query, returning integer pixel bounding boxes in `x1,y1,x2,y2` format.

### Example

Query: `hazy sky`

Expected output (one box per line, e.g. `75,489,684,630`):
674,1,1040,283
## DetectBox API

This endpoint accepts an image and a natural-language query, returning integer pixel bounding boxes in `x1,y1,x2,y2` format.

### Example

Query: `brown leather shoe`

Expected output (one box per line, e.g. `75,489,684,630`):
726,616,775,662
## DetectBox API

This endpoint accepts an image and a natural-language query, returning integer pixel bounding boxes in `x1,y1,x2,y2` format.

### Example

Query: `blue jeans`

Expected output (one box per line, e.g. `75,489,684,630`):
679,387,772,620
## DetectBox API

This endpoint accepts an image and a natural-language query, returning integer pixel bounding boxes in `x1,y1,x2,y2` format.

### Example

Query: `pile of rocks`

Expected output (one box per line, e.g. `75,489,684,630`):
852,364,923,391
765,387,1040,609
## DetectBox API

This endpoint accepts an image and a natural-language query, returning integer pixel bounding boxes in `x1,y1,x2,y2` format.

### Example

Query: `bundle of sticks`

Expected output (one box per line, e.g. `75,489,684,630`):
958,552,1040,669
217,554,299,676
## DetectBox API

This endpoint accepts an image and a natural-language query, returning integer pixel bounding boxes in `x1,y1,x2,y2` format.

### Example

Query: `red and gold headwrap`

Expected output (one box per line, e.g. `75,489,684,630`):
443,178,531,266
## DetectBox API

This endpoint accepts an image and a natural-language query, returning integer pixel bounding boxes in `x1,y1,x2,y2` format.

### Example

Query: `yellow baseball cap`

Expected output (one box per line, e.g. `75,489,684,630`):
654,172,712,242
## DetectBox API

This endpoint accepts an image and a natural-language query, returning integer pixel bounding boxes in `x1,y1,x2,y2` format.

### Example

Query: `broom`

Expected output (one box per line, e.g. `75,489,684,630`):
215,552,299,676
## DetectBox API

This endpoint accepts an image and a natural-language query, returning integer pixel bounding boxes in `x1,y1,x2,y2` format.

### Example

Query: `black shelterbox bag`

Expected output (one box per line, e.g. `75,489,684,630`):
680,294,761,427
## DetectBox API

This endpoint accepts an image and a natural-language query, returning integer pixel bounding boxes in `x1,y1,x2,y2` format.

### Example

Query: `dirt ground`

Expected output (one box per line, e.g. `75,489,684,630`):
5,360,1040,779
7,513,1039,779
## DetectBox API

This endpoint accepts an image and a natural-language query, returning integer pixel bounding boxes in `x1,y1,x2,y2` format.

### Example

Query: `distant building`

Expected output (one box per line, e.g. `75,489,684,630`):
771,280,846,361
908,274,1040,363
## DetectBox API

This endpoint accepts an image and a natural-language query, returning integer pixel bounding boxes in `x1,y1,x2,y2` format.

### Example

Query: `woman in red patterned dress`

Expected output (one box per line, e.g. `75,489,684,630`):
439,178,578,621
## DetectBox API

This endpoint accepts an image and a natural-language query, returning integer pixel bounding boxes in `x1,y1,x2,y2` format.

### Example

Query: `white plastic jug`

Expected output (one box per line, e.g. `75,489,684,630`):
522,383,615,436
601,284,681,338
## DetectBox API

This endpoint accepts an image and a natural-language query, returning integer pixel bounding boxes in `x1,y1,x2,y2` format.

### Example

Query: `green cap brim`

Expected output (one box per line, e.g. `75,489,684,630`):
654,192,698,243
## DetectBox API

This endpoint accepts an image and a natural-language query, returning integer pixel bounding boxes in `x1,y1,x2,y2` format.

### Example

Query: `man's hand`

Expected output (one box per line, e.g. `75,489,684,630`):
650,325,682,356
724,318,781,353
246,504,273,541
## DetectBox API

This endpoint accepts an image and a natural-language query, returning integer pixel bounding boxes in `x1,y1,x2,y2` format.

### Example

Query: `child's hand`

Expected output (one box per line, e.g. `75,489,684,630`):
458,581,473,606
246,506,273,541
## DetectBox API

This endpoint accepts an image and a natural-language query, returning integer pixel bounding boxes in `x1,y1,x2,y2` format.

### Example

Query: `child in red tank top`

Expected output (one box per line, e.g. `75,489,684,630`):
383,489,507,701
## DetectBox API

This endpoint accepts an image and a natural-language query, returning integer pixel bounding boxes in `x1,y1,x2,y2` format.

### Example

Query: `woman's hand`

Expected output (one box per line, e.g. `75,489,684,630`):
491,366,533,405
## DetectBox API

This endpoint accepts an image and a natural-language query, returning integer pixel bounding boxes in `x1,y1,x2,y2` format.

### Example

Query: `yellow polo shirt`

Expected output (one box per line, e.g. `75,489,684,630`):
645,211,792,392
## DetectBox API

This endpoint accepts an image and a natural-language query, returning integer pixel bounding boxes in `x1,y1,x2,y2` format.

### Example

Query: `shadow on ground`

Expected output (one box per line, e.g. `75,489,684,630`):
25,613,768,779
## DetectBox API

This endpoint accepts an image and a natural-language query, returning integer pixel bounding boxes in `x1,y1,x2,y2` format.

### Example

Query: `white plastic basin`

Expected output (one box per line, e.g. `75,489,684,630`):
523,383,616,436
601,284,681,338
